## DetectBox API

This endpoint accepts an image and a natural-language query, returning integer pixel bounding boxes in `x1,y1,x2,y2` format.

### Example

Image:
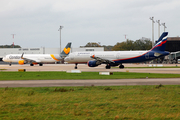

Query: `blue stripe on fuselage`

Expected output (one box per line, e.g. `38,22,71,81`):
113,51,169,64
112,34,169,64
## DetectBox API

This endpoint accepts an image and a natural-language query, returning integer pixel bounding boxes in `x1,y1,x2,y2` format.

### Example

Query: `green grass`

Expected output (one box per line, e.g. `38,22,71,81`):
0,71,180,80
0,85,180,119
113,66,180,69
0,69,6,70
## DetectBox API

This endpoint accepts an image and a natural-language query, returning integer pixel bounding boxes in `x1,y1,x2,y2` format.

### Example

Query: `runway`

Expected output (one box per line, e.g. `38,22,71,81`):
0,78,180,87
0,64,180,87
1,63,180,74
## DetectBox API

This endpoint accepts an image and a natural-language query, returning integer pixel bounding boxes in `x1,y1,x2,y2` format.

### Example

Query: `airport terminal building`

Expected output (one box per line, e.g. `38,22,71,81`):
165,37,180,63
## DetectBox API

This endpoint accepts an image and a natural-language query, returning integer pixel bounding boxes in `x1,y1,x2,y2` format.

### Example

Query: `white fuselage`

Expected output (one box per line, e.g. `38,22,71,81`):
2,54,62,63
64,51,148,63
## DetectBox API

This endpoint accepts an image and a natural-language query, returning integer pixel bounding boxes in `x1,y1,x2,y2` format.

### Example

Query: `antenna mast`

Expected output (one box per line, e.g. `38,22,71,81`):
150,17,155,47
11,34,16,48
161,23,167,32
58,26,63,53
156,20,161,38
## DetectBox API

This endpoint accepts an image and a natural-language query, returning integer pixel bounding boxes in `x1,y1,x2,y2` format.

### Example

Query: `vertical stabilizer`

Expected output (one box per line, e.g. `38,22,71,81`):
60,42,72,57
155,32,168,45
151,32,168,51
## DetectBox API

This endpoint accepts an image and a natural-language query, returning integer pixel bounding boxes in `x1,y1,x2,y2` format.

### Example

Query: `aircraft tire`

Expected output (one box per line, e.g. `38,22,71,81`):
119,65,124,69
75,63,78,69
105,65,111,69
39,63,43,66
30,64,34,66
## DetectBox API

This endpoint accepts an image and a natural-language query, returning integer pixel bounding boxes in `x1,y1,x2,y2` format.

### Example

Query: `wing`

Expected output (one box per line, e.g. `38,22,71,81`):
22,58,41,63
90,55,115,64
21,53,41,63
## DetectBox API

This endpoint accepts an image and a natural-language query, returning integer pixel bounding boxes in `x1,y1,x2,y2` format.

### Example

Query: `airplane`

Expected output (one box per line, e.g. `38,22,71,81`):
2,42,71,66
64,32,169,69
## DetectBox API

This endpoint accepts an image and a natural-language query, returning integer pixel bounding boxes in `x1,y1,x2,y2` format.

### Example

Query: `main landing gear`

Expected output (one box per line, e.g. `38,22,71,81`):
75,63,78,69
30,63,43,66
119,64,124,69
105,64,111,69
105,64,124,69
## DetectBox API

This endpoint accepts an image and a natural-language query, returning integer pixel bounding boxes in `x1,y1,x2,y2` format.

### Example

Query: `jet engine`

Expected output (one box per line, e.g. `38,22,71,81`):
87,60,101,67
18,60,25,65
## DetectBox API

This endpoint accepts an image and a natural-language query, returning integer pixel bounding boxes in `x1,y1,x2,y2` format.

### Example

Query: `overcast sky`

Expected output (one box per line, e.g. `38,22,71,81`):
1,0,180,48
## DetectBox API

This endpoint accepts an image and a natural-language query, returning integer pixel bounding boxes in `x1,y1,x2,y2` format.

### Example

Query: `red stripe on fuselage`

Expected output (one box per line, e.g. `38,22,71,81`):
113,39,167,62
113,51,148,62
150,40,167,51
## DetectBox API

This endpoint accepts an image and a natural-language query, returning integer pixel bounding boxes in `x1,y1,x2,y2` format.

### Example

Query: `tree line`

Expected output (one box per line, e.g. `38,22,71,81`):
1,38,152,51
84,38,152,51
0,44,21,48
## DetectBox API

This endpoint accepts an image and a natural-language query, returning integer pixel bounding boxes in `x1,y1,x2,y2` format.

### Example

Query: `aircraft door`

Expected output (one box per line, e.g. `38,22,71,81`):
116,53,120,59
70,53,74,60
145,53,149,59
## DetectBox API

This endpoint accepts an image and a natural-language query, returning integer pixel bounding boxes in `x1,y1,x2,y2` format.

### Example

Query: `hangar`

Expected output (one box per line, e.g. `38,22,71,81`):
164,37,180,63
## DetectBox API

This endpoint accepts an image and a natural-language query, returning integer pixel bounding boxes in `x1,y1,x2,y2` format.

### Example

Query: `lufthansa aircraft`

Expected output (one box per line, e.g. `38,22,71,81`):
64,32,169,69
3,42,71,66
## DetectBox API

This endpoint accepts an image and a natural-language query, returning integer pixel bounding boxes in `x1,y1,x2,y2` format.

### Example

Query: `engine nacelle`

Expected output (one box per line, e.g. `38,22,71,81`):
87,60,100,67
18,60,25,65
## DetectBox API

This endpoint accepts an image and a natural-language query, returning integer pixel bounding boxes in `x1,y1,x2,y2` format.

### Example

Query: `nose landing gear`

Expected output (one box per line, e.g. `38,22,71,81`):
75,63,78,69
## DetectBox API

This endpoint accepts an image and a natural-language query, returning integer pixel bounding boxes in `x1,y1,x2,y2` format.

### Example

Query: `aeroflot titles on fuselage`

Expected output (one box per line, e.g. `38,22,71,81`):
78,52,90,55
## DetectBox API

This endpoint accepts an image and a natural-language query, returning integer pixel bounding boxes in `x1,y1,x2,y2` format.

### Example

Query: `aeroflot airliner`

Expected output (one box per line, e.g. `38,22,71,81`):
64,32,169,69
3,42,71,66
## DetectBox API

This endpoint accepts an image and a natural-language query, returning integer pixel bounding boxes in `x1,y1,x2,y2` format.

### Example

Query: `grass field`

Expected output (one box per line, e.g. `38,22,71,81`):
0,71,180,80
124,66,180,69
0,85,180,119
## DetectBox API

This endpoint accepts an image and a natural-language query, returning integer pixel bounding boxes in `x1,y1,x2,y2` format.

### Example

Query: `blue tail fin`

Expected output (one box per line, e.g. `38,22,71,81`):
155,32,168,45
151,32,168,51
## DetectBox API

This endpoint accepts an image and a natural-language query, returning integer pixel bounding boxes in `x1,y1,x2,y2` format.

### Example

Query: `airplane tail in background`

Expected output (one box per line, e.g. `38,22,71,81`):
60,42,72,57
155,32,168,46
151,32,168,52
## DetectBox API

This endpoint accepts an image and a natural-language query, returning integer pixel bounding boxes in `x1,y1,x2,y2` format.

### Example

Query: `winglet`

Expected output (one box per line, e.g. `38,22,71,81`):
90,55,95,58
21,53,24,59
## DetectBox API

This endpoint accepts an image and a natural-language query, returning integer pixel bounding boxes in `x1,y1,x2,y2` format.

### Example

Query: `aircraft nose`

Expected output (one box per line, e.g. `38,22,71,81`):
2,57,5,61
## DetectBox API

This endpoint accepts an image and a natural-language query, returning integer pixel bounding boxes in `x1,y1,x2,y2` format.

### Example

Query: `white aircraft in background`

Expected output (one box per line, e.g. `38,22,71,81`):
2,42,71,66
65,32,169,69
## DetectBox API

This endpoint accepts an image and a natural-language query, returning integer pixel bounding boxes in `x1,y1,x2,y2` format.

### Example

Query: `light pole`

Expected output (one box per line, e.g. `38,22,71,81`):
11,34,16,48
156,20,161,38
150,17,155,47
161,23,167,32
58,26,63,53
124,34,127,40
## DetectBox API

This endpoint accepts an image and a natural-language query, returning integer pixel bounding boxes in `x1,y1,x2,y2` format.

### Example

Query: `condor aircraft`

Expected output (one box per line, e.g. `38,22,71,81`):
3,42,71,66
64,32,169,69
